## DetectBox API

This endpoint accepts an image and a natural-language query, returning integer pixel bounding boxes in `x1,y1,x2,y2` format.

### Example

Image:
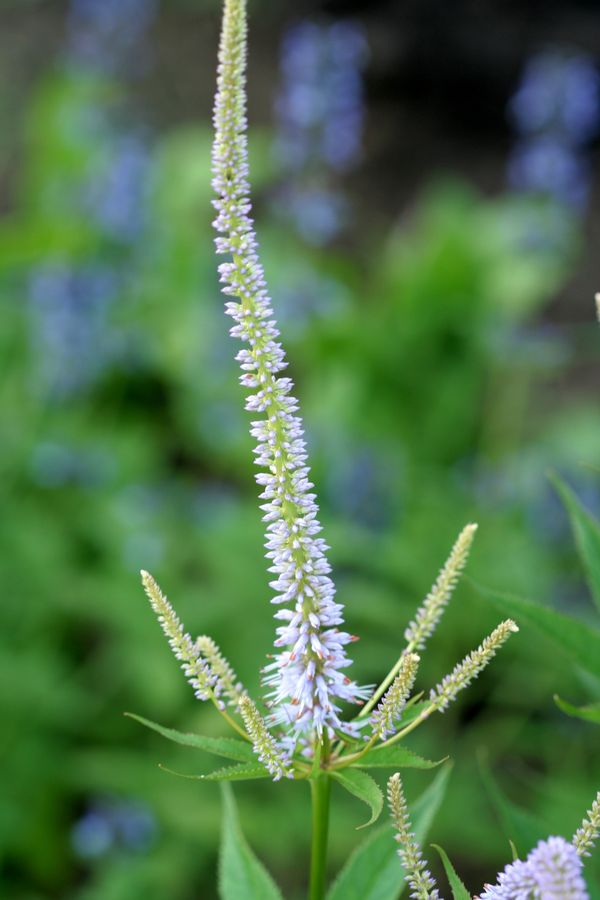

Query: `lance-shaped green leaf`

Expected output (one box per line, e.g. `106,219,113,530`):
326,764,451,900
219,783,283,900
332,769,384,829
350,744,444,770
551,472,600,613
554,695,600,725
160,762,270,782
431,845,470,900
478,754,545,856
477,584,600,680
125,712,256,763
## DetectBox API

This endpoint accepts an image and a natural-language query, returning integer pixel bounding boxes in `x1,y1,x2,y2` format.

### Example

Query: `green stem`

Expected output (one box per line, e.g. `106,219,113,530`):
308,774,331,900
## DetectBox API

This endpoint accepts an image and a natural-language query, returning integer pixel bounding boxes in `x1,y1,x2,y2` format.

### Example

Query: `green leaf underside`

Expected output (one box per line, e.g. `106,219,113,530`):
431,845,470,900
333,769,384,829
160,762,270,782
477,585,600,680
551,473,600,613
125,712,256,763
326,764,452,900
554,695,600,724
219,784,283,900
352,744,444,770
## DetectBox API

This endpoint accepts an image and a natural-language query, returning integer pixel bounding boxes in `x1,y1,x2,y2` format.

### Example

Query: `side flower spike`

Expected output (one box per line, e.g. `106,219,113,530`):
141,570,216,702
387,773,440,900
239,695,293,781
573,790,600,857
195,635,244,708
430,620,518,712
371,653,419,739
211,0,368,737
404,523,477,653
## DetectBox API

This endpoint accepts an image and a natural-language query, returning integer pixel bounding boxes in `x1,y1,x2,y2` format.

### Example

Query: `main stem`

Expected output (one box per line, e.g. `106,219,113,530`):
309,774,331,900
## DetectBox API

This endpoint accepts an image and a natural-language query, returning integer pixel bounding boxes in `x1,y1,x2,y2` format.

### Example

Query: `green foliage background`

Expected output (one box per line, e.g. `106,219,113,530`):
0,10,599,899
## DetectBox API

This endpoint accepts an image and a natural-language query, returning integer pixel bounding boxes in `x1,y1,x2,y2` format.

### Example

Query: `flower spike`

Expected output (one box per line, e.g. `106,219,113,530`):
239,695,293,781
573,790,600,858
405,523,477,653
371,653,419,739
195,635,244,708
479,836,589,899
141,570,216,702
430,619,518,712
211,0,366,737
387,774,440,899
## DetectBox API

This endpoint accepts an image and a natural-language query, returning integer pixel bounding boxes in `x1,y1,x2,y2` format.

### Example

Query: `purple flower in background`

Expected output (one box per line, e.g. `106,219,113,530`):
507,49,600,210
67,0,158,74
275,20,368,174
28,264,117,397
509,52,600,143
273,19,368,243
85,133,151,242
508,136,591,209
71,797,157,860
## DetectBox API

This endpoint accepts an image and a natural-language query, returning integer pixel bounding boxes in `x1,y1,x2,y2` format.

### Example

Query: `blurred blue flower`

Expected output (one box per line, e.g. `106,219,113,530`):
71,810,114,859
67,0,158,75
507,49,600,212
28,264,117,397
85,133,151,242
275,185,349,246
29,442,114,489
71,797,157,860
509,52,600,144
273,19,368,243
275,20,368,174
508,136,591,209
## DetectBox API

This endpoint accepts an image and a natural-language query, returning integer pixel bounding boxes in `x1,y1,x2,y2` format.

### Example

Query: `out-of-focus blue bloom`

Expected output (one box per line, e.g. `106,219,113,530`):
71,810,114,859
71,797,157,860
275,185,349,246
67,0,158,75
85,133,151,242
507,50,600,212
273,19,368,243
509,52,600,143
508,136,591,209
29,442,114,489
275,20,368,174
28,264,117,397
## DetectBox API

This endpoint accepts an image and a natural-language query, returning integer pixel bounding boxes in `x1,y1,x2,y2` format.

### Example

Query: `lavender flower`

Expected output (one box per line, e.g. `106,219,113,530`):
211,0,369,737
479,836,589,899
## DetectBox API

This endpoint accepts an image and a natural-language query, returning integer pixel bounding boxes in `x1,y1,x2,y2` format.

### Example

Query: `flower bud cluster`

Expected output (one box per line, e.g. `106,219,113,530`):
430,620,518,712
387,774,440,900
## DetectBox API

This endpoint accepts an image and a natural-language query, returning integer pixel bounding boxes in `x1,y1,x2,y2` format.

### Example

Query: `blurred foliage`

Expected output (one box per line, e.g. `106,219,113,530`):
0,24,599,900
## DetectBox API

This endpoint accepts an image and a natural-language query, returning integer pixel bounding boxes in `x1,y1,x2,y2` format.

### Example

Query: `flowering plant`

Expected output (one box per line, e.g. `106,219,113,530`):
129,1,599,896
